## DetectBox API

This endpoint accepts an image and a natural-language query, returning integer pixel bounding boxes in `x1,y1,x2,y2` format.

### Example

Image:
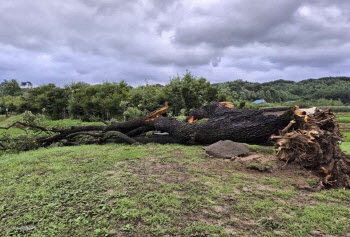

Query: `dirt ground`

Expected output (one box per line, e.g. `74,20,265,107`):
103,145,348,236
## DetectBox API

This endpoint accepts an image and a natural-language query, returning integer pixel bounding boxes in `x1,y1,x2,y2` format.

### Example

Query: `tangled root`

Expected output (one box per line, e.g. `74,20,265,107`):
272,107,350,189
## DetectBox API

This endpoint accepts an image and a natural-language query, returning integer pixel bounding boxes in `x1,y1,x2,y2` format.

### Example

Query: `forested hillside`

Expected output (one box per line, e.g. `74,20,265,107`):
214,77,350,104
1,75,349,120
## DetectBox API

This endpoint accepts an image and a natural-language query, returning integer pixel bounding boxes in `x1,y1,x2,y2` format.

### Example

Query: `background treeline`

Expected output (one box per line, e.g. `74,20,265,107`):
1,74,350,121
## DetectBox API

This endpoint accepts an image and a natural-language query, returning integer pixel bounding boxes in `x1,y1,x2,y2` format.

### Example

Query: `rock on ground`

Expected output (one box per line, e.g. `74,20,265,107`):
203,140,250,158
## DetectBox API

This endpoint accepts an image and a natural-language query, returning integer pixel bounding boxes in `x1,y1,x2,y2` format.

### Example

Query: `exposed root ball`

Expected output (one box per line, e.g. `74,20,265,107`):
273,107,350,188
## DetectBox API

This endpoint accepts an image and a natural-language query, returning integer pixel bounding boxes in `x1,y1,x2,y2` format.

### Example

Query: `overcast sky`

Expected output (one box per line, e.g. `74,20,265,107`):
1,0,350,86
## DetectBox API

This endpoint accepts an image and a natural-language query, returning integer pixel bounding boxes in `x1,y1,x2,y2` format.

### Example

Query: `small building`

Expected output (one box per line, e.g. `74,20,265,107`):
253,99,267,104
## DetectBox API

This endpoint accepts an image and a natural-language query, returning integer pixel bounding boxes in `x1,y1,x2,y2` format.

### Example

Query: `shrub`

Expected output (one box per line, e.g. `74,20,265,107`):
22,111,45,127
123,107,144,121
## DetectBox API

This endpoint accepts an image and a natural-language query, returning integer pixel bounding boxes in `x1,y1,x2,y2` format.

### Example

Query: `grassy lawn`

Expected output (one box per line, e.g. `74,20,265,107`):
0,115,104,136
342,142,350,154
338,112,350,154
341,144,350,155
40,119,104,128
337,113,350,124
1,144,350,236
341,132,350,154
0,115,27,136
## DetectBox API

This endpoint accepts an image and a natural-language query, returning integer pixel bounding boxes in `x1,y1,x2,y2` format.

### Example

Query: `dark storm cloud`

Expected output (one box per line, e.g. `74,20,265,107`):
0,0,349,85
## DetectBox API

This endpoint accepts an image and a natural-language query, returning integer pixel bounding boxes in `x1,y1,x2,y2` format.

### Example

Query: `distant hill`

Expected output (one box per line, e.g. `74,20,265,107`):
213,77,350,104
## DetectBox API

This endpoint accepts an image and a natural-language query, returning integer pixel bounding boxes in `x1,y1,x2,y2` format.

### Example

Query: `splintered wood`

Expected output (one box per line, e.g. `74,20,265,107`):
219,101,234,108
145,104,169,121
272,107,350,188
187,116,198,124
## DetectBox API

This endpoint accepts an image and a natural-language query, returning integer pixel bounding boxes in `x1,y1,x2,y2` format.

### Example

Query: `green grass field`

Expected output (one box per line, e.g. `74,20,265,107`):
1,144,350,236
339,113,350,154
342,143,350,154
341,132,350,154
337,113,350,124
0,113,350,236
0,115,104,136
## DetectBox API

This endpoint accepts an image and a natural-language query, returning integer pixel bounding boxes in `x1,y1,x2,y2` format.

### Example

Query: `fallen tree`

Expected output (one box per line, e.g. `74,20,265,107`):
1,102,349,188
0,102,294,148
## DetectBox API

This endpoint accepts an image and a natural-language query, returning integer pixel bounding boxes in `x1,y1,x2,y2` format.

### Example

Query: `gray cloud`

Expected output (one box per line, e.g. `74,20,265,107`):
0,0,349,86
173,0,302,47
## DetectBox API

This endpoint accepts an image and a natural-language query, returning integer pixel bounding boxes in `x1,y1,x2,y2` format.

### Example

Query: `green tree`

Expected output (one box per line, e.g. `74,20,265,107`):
130,84,166,112
164,72,217,115
0,79,22,117
1,79,22,96
19,84,68,119
67,81,131,120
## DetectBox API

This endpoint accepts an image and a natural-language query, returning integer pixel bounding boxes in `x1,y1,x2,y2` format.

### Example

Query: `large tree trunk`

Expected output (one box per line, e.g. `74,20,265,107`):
2,102,293,147
150,113,284,144
102,102,293,145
